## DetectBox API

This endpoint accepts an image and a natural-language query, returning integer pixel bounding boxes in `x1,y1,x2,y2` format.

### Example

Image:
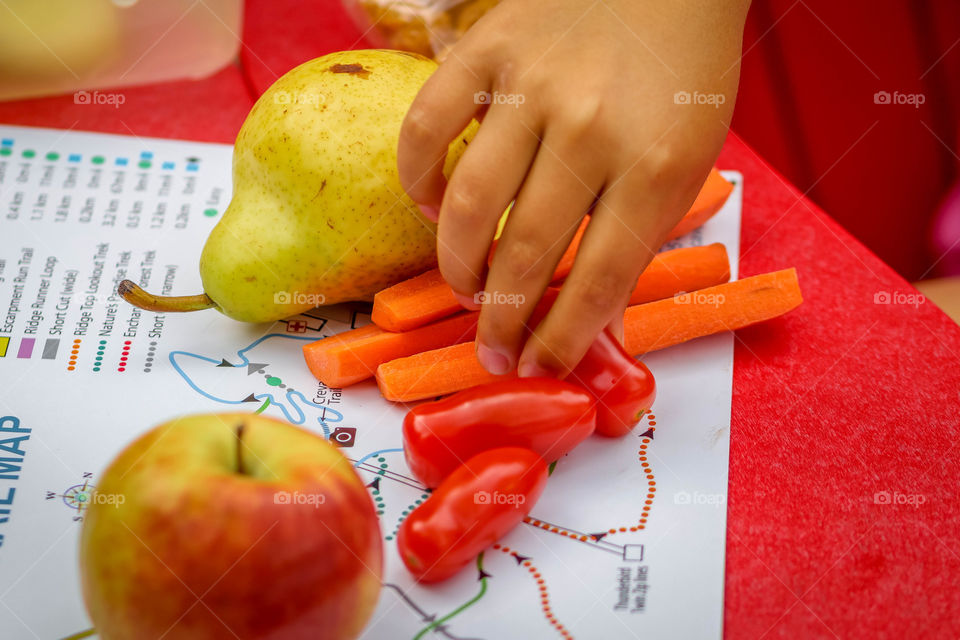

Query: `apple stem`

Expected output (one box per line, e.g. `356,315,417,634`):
236,422,246,475
117,280,216,313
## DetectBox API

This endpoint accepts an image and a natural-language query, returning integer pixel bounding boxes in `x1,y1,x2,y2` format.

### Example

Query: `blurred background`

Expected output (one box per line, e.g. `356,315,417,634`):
1,0,957,318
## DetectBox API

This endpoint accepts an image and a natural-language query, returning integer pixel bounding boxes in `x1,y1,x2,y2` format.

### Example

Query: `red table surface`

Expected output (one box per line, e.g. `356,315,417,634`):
1,3,958,637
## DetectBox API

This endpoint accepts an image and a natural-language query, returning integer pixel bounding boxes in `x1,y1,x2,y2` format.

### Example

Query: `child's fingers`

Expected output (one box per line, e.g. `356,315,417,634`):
435,105,541,303
397,56,489,217
518,187,661,377
475,145,601,375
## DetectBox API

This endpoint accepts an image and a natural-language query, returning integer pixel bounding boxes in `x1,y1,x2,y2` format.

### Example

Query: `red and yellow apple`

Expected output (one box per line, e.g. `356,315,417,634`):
79,413,382,639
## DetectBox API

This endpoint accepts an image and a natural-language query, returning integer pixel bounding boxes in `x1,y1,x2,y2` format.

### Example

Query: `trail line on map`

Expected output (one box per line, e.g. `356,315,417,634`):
413,554,489,640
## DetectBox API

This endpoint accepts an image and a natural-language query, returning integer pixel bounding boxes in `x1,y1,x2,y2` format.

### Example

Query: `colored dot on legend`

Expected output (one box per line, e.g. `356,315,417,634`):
203,208,218,217
92,156,105,165
22,149,35,158
266,376,282,386
46,152,59,161
68,154,81,162
115,158,128,166
138,160,151,169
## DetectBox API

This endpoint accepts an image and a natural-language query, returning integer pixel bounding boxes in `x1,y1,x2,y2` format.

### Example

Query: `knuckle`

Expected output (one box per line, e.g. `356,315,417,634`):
534,328,587,372
559,96,606,139
635,142,688,190
572,269,633,313
402,107,437,149
497,235,552,282
443,185,487,227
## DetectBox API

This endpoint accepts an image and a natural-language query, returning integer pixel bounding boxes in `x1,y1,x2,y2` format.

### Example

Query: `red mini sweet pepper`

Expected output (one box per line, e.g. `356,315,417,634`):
397,447,547,583
403,377,596,488
570,328,656,437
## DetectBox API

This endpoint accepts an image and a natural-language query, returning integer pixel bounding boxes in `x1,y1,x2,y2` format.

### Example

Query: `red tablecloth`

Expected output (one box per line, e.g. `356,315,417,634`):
2,2,958,637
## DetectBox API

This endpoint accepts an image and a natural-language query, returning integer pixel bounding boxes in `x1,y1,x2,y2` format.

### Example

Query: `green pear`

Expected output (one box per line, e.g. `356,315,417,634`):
120,49,475,322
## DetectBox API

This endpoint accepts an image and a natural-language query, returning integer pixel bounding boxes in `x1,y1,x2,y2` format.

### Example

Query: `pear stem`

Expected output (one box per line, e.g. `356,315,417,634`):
117,280,216,313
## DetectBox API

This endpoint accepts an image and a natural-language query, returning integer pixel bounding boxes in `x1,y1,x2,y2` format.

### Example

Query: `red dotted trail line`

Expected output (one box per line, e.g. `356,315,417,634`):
492,544,573,639
524,414,658,542
605,418,657,537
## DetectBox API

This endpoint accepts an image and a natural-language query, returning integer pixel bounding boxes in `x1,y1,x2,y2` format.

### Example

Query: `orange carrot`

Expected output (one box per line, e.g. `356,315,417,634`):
550,169,732,280
303,312,478,388
373,171,734,332
665,168,734,241
624,268,801,354
627,243,729,305
376,268,802,402
376,342,502,402
374,241,730,332
372,269,460,332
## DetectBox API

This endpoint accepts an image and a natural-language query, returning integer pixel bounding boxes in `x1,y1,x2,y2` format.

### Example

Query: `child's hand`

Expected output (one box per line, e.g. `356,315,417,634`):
397,0,750,377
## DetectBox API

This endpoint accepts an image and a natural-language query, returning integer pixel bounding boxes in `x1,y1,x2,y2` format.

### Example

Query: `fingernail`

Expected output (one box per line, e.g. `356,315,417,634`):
418,204,439,222
477,343,512,375
453,291,481,311
518,361,556,379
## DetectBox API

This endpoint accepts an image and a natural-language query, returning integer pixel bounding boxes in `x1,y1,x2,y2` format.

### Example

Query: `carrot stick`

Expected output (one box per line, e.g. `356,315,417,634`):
550,169,732,280
624,267,801,354
303,312,478,388
627,243,729,305
665,168,734,241
374,241,730,333
372,269,460,332
372,171,734,332
376,268,802,402
376,342,502,402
